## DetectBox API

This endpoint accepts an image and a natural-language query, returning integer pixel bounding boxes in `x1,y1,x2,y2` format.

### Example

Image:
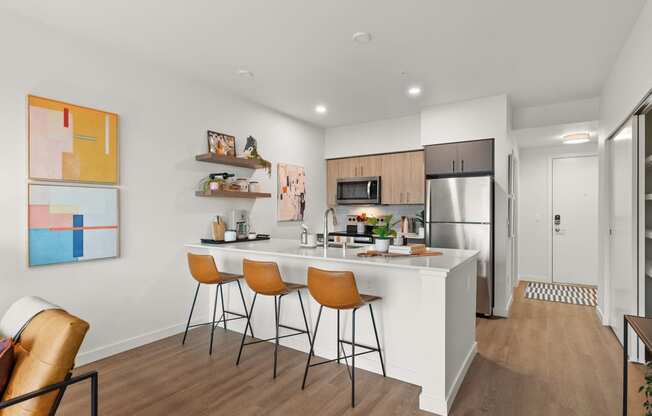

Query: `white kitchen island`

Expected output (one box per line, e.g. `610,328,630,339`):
185,239,478,416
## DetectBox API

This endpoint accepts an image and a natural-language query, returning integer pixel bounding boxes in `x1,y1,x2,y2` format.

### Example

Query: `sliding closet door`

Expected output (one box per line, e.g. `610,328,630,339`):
609,118,638,345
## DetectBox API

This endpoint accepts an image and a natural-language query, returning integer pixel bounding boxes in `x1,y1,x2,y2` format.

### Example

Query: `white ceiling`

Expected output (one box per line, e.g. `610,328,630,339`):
0,0,645,128
511,121,599,148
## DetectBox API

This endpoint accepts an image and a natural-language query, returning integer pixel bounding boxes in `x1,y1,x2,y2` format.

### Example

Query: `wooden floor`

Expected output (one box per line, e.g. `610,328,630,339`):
59,282,645,415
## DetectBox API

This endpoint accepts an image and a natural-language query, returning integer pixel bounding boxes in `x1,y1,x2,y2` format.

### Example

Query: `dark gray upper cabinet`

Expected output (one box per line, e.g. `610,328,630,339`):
457,140,493,174
424,143,459,175
425,139,493,177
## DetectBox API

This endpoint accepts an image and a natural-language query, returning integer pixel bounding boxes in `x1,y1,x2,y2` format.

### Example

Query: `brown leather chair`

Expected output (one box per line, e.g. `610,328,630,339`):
0,309,97,416
301,267,385,408
183,253,253,355
236,259,312,379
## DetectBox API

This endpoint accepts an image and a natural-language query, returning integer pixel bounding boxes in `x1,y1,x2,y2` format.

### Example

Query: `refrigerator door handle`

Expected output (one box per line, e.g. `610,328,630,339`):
425,180,431,223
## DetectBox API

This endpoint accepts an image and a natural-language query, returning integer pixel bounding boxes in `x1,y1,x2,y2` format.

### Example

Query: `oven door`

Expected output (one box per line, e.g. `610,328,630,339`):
336,177,380,205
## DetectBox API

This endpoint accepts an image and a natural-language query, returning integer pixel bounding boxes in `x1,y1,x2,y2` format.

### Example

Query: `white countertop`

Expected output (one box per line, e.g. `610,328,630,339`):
185,238,478,273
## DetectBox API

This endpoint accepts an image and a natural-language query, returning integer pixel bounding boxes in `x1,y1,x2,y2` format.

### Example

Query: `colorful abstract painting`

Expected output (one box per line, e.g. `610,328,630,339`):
28,185,119,266
277,163,306,221
28,95,118,184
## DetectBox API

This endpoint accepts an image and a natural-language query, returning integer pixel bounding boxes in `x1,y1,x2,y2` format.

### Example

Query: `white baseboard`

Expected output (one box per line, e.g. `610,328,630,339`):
595,305,606,326
518,273,550,283
419,341,477,416
76,322,186,367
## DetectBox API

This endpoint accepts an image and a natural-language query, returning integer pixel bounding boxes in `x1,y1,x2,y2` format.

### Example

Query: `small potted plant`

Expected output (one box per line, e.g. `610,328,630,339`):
372,215,398,253
355,213,367,234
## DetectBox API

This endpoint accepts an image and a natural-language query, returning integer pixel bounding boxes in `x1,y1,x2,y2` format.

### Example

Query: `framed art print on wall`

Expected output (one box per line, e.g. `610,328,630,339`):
277,163,306,221
28,184,119,266
28,95,119,184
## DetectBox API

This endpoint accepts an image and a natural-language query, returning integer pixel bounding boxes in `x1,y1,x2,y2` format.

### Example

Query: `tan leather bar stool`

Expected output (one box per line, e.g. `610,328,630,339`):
183,253,254,355
301,267,385,408
236,259,313,379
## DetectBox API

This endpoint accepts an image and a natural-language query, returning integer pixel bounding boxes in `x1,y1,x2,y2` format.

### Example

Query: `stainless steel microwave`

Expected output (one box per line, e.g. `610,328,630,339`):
336,176,381,205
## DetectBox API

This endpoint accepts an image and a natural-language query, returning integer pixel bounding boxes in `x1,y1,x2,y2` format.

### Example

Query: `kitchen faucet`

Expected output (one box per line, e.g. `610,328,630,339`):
323,208,338,249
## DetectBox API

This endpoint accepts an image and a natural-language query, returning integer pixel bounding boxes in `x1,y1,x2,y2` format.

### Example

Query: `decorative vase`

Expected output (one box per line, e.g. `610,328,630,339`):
374,238,390,253
356,222,366,234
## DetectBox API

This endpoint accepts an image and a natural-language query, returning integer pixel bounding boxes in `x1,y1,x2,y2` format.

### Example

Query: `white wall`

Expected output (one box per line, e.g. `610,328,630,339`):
324,114,421,158
597,0,652,323
0,13,325,364
421,94,516,316
512,98,600,130
517,143,598,282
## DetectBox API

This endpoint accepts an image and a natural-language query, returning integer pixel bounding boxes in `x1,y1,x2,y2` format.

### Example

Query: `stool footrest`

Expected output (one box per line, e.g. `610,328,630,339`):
188,309,248,329
308,350,376,368
242,324,308,346
338,339,380,352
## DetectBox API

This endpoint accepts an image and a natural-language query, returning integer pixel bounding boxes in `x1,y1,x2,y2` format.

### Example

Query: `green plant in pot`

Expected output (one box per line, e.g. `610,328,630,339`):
372,215,398,252
640,361,652,415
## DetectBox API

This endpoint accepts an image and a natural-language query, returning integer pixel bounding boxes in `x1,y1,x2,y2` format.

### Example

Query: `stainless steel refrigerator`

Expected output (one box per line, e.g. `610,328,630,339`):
425,176,493,315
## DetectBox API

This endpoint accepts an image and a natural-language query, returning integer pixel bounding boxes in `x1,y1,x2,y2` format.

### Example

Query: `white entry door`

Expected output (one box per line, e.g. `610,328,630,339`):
551,155,599,285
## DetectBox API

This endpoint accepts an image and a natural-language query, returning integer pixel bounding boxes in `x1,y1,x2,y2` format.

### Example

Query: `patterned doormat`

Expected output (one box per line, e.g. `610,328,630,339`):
524,282,597,306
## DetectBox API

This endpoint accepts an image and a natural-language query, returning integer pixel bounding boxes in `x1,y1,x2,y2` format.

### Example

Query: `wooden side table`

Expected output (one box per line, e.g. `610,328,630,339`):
623,315,652,415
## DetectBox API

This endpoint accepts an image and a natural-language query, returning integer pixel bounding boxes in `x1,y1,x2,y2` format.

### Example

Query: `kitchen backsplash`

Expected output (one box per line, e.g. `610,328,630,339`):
333,205,424,232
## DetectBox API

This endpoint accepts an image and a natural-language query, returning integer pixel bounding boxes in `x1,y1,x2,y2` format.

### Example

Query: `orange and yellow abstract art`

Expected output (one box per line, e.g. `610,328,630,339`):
28,95,118,184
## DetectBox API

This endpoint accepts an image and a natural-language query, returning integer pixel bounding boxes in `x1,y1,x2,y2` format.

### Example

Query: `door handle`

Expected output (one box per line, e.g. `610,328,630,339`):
360,166,363,176
461,160,464,172
452,160,455,172
406,192,410,203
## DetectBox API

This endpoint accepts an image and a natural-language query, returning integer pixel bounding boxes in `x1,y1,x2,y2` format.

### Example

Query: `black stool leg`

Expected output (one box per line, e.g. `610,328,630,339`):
352,307,356,408
302,305,323,390
236,279,254,337
182,283,200,345
297,290,313,355
236,293,257,365
219,281,227,332
337,309,340,363
273,295,283,379
369,304,386,377
209,284,219,355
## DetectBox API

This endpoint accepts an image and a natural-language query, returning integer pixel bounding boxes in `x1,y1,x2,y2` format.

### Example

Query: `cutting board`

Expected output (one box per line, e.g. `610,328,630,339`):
357,250,443,258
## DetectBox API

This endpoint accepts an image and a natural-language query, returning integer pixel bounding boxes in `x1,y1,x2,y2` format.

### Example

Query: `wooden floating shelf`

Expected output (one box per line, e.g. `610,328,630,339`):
195,190,271,199
195,153,266,169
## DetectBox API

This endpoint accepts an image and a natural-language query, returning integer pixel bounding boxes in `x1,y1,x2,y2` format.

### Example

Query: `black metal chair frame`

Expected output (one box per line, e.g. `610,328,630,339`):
0,370,98,416
301,303,385,408
182,279,254,355
236,289,313,379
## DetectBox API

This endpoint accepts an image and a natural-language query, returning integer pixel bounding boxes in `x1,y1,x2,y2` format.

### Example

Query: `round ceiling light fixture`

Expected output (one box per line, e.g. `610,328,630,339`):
236,69,254,78
315,104,327,114
562,132,591,144
352,32,372,43
407,86,423,97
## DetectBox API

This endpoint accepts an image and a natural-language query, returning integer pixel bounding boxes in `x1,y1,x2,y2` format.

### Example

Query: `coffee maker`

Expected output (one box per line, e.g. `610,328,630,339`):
231,209,250,240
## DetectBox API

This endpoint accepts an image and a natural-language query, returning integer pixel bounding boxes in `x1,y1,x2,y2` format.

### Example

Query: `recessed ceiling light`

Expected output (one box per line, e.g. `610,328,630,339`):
236,69,254,77
315,105,327,114
407,86,422,97
562,132,591,144
563,138,591,145
352,32,372,43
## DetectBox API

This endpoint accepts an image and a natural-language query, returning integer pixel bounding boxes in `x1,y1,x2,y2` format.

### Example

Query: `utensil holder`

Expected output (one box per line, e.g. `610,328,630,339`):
211,221,225,241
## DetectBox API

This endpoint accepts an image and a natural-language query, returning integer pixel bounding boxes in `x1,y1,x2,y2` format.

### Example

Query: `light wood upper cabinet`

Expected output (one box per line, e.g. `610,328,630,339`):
337,155,381,177
327,151,423,206
326,159,340,206
381,151,424,204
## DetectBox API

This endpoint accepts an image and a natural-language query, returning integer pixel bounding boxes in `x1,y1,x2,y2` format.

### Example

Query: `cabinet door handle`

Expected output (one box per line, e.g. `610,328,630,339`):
360,166,364,176
461,160,464,172
452,160,455,172
355,167,358,176
407,192,410,203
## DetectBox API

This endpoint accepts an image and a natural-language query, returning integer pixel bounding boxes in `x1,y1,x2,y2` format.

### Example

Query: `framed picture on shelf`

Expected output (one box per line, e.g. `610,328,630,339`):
207,131,236,157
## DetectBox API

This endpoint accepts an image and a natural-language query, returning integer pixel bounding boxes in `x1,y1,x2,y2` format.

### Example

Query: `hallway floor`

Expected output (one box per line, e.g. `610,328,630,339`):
58,282,645,415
